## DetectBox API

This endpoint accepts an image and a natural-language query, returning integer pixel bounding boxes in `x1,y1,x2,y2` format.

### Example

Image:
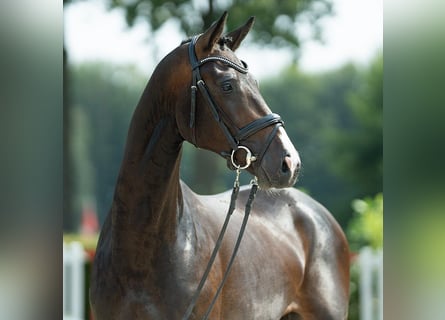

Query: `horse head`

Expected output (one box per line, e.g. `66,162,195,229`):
175,12,301,189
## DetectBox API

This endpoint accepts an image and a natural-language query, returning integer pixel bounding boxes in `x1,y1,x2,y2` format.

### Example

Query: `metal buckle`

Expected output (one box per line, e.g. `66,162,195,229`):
230,145,257,169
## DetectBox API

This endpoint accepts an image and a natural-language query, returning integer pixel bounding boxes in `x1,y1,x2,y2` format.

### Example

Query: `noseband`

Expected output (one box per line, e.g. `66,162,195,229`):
187,35,283,169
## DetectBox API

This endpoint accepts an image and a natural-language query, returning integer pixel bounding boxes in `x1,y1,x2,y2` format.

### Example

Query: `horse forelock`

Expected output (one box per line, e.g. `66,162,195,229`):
180,35,233,49
218,36,233,47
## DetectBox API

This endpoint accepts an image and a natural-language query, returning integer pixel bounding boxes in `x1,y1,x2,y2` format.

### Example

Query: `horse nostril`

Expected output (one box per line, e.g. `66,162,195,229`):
281,156,293,174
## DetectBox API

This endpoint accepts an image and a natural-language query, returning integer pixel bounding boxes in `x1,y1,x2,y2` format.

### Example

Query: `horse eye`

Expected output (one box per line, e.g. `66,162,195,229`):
221,81,233,92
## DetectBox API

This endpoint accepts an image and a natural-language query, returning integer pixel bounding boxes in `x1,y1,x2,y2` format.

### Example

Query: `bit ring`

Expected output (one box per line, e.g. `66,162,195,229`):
231,146,257,170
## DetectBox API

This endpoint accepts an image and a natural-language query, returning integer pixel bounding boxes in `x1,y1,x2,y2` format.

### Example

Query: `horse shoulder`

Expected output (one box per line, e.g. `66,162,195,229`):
221,187,349,319
285,188,350,319
284,188,348,254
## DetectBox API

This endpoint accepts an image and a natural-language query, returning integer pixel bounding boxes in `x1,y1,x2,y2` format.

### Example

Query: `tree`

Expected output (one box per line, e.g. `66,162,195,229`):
108,0,332,50
326,53,383,197
260,64,362,227
259,55,382,228
347,193,383,252
70,62,147,224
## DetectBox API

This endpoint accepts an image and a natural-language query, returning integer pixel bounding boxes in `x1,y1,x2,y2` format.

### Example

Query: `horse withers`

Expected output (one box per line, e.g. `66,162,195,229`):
90,12,350,320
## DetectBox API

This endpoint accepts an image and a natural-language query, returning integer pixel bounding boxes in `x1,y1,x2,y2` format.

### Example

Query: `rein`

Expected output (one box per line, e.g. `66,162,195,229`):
182,170,258,320
182,35,278,319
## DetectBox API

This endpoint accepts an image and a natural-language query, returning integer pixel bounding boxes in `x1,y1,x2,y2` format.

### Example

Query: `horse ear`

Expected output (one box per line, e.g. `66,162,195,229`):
197,11,228,51
225,16,255,51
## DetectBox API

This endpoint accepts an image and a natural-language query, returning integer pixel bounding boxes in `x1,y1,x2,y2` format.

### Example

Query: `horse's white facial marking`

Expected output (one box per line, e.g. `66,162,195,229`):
278,127,300,174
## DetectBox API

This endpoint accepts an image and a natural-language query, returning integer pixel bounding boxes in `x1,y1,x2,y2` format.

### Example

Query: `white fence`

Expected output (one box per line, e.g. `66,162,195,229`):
63,242,86,320
358,247,383,320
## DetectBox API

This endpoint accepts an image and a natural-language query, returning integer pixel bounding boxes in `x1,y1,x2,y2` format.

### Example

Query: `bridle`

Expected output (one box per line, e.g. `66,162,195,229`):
187,35,284,169
181,36,283,320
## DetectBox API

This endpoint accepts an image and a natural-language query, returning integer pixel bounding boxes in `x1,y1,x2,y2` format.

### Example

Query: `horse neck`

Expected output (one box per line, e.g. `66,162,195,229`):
110,69,186,268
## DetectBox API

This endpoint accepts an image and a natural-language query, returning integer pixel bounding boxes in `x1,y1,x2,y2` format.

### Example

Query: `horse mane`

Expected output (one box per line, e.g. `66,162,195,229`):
218,36,233,46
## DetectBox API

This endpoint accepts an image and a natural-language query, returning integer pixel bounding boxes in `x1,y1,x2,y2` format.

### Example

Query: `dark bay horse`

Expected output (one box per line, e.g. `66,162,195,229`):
90,12,349,320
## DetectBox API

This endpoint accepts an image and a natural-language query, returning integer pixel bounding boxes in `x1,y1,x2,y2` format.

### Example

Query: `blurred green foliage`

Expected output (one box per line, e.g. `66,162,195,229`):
328,54,382,196
346,193,383,320
69,62,146,226
347,193,383,252
261,55,382,227
384,4,445,318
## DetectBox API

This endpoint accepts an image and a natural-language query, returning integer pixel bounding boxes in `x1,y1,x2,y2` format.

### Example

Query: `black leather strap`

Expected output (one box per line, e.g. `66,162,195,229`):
201,180,258,320
196,79,239,150
181,182,240,320
235,113,283,142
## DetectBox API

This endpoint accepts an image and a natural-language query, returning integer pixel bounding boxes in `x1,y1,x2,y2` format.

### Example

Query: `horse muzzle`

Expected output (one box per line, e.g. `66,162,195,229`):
225,128,301,189
255,129,301,189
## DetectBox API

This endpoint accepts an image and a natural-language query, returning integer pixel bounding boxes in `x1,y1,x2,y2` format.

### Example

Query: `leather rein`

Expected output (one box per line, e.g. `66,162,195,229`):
182,36,283,319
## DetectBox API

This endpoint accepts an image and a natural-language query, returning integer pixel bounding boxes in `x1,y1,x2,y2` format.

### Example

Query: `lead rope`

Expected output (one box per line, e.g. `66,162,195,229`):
182,171,259,320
